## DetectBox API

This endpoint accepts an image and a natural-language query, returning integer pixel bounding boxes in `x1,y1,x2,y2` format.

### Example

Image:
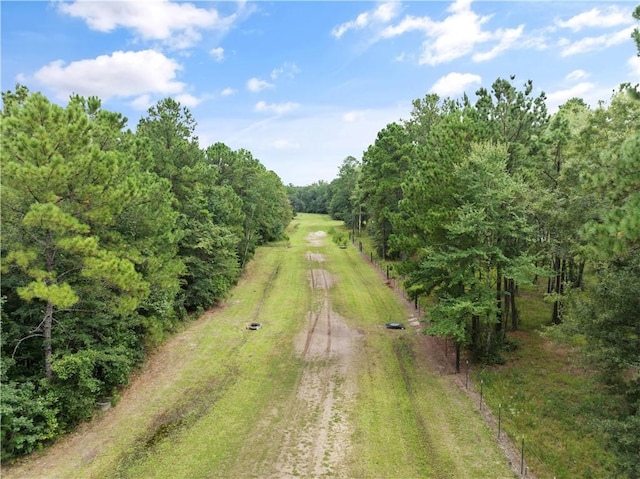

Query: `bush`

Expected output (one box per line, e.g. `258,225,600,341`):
49,348,133,428
328,227,348,246
1,380,59,462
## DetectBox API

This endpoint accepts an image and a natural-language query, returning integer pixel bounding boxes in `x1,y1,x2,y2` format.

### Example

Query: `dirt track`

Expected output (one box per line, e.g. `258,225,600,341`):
268,234,362,478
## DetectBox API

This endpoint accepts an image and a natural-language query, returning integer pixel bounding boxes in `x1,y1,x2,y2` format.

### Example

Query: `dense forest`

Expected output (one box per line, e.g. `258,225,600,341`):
1,88,293,461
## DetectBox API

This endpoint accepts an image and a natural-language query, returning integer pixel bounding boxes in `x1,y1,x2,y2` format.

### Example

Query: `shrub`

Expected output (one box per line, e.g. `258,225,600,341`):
1,380,59,462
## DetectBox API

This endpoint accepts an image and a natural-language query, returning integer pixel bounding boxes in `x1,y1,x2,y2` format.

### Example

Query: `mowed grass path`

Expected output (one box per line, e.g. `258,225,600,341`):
5,214,515,479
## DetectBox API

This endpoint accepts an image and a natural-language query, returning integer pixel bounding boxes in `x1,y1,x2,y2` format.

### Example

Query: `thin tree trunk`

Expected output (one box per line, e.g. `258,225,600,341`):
485,323,493,358
495,269,503,333
44,301,53,380
471,315,480,352
551,258,563,324
382,221,386,261
241,210,255,270
241,230,253,270
509,279,518,331
44,229,54,380
455,342,461,373
575,259,585,288
503,276,511,338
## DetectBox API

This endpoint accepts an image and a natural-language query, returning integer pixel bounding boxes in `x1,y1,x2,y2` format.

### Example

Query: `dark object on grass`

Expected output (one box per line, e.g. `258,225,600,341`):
385,322,405,330
339,245,347,249
247,322,262,330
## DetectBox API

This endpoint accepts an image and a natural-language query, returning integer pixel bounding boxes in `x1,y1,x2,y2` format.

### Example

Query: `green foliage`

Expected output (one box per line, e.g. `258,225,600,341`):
328,156,360,226
327,72,639,473
48,348,133,427
204,142,292,272
328,227,348,246
0,380,59,462
360,122,413,259
286,181,331,214
602,379,640,478
1,88,291,461
579,87,640,258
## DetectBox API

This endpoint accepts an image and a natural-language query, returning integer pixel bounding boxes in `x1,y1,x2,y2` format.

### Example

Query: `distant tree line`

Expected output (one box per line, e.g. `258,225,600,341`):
1,87,292,461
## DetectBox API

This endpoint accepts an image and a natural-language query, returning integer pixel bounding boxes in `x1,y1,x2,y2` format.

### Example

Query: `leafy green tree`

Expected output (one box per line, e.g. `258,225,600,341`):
473,78,548,331
137,100,241,312
393,98,481,302
2,91,150,380
285,182,331,215
400,141,534,369
1,89,185,451
328,156,360,227
286,184,306,214
401,93,442,146
205,143,291,269
564,85,640,478
1,89,288,461
534,98,594,324
360,123,413,259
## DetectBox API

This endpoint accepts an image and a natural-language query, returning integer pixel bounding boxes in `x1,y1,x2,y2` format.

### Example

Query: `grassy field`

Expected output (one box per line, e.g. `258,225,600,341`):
474,284,622,479
347,231,623,478
5,214,516,479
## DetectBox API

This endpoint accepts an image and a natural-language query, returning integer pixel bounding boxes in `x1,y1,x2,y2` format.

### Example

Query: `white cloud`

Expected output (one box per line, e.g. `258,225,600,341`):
247,77,274,92
130,94,153,110
343,111,358,122
210,47,224,62
175,93,202,107
33,50,184,101
332,1,401,38
380,15,432,38
221,87,236,97
373,2,401,23
566,69,589,82
561,26,635,56
472,25,524,62
272,139,300,150
430,72,482,97
379,0,521,65
58,0,237,49
15,72,26,83
546,82,596,110
271,62,300,80
555,6,633,32
255,101,300,115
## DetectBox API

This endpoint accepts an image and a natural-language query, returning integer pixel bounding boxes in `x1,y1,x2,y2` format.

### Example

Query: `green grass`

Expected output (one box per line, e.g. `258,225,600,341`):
475,281,622,479
351,230,624,478
326,221,515,478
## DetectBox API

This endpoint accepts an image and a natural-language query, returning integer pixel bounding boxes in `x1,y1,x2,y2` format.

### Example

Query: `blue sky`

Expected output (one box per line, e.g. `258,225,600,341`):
2,1,639,185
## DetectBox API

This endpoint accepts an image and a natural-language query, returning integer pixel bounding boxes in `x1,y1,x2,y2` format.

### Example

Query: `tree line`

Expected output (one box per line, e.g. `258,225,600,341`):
1,87,292,460
289,15,639,473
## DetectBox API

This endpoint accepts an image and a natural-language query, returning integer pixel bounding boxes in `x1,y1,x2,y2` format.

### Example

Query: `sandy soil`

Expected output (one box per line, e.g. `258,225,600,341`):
266,232,362,478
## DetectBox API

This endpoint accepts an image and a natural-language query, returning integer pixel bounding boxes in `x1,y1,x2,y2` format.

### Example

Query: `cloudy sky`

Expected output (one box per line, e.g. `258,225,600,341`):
2,1,639,185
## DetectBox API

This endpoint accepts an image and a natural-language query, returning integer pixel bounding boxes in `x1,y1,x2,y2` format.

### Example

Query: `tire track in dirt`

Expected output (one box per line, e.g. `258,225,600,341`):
267,232,361,479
